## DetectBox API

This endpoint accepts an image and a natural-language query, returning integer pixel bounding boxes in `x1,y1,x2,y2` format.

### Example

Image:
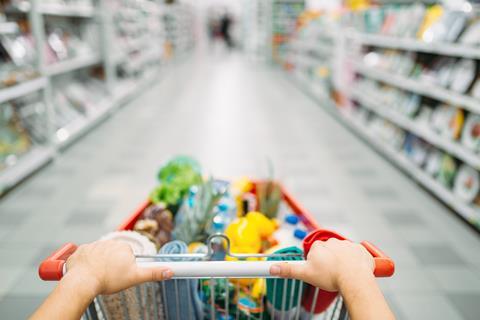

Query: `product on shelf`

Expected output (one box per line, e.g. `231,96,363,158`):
425,149,443,177
449,59,476,93
459,18,480,45
437,154,457,188
44,23,96,64
404,133,430,167
461,113,480,153
454,164,480,205
0,18,38,88
431,104,464,140
0,101,31,170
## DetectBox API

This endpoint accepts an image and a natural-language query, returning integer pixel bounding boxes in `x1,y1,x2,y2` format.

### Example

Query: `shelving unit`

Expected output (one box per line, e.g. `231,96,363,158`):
0,0,195,195
352,62,480,114
347,32,480,60
0,77,47,104
281,3,480,231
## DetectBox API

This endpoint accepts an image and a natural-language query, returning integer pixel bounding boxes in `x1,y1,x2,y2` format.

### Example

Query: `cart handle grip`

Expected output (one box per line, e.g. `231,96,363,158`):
138,260,307,279
361,241,395,277
39,243,77,281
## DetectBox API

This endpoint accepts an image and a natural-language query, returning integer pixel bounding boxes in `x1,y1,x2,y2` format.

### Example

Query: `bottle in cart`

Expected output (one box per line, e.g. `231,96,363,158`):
273,214,307,249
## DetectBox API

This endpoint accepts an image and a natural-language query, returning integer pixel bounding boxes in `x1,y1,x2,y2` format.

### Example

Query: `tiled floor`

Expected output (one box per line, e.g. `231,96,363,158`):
1,52,480,319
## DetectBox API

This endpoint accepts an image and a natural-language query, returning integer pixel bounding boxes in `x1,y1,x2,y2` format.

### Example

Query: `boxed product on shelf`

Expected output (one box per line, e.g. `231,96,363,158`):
0,18,38,88
44,20,98,65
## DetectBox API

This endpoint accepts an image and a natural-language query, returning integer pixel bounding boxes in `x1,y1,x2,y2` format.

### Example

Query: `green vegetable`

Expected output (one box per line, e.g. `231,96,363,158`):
150,156,203,207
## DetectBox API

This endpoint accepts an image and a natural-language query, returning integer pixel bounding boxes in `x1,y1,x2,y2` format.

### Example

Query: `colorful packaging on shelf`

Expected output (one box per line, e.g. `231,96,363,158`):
461,114,480,153
437,154,458,188
454,164,480,205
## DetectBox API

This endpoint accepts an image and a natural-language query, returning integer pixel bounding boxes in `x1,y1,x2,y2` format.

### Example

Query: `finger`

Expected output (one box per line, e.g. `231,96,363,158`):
134,267,174,283
269,262,307,280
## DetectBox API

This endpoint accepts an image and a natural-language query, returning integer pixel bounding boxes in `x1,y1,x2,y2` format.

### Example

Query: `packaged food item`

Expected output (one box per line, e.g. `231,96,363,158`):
425,149,443,177
461,113,480,153
459,19,480,45
437,154,457,188
449,59,476,93
454,164,480,205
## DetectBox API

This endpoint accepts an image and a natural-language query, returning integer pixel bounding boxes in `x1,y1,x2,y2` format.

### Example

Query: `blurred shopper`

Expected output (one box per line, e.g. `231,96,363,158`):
220,13,234,49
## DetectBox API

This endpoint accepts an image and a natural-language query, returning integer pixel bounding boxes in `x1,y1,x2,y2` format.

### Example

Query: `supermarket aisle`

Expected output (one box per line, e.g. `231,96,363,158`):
1,52,480,319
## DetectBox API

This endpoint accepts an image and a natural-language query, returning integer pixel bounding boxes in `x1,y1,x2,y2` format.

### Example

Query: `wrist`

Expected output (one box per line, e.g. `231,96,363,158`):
337,265,374,294
61,268,102,300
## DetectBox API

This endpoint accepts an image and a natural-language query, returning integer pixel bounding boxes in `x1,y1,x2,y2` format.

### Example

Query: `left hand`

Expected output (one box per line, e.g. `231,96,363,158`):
65,240,173,296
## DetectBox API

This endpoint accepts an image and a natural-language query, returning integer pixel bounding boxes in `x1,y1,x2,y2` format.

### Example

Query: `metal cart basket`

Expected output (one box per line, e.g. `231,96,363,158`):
39,181,395,320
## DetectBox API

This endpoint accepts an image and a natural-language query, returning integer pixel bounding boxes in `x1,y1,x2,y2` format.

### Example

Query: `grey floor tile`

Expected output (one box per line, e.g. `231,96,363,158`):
0,295,45,319
382,209,426,227
346,167,377,178
362,185,399,200
428,266,480,293
7,268,56,296
410,244,466,266
0,210,29,226
0,267,26,299
447,293,480,320
392,293,464,320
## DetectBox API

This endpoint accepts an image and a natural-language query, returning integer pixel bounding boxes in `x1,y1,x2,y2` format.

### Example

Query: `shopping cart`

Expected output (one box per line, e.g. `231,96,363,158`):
39,181,395,320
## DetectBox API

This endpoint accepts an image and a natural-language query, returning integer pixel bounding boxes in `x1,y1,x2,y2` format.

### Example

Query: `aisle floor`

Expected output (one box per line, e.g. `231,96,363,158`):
1,53,480,319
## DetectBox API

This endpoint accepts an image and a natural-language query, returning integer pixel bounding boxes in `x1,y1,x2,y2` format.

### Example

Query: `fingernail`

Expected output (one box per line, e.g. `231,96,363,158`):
162,270,173,280
270,265,280,276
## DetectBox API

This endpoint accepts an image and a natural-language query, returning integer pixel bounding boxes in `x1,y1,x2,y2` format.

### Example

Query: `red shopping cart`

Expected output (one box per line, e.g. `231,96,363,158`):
39,181,395,320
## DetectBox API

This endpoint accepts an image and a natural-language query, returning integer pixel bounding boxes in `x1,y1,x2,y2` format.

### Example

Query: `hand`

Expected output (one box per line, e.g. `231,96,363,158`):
65,240,173,296
269,239,374,292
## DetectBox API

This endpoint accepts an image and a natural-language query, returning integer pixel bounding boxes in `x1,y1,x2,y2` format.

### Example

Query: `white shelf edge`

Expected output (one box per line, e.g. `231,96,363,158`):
349,88,480,170
353,63,480,114
0,146,54,194
39,4,96,17
289,71,480,228
0,77,47,104
44,54,102,77
349,32,480,59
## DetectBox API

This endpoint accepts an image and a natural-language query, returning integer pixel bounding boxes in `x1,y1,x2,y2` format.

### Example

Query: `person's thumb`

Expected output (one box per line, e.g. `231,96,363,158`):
134,267,173,283
269,262,307,281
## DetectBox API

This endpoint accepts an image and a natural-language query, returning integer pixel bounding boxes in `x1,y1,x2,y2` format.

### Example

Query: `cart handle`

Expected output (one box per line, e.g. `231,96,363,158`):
360,241,395,277
39,242,394,281
39,243,77,281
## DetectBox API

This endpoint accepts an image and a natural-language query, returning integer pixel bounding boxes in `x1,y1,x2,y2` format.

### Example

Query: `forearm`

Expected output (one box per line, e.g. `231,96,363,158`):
339,271,395,320
30,272,98,320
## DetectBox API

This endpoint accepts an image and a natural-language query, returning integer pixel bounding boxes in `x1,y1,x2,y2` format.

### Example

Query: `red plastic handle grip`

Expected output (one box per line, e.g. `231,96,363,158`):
361,241,395,277
38,243,78,281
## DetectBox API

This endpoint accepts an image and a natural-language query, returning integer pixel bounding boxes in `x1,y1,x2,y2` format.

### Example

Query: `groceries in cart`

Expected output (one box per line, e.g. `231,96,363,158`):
39,156,395,320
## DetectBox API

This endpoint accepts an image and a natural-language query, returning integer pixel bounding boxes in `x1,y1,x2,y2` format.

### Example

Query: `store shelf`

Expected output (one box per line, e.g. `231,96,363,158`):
341,113,480,226
0,22,19,34
0,146,54,195
55,99,112,149
38,4,96,18
349,88,480,170
0,77,47,104
288,70,480,229
44,54,102,77
349,32,480,59
353,62,480,114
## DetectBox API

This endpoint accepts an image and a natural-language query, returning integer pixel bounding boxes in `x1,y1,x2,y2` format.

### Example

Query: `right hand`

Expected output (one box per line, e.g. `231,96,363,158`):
269,238,374,292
